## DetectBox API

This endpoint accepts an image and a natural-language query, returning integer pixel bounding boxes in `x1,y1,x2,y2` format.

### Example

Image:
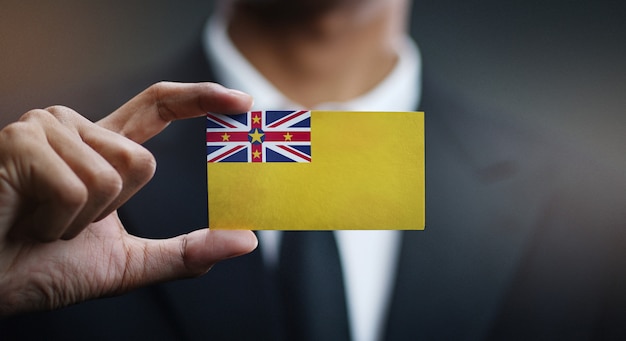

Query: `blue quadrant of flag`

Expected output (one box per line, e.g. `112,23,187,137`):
206,110,311,163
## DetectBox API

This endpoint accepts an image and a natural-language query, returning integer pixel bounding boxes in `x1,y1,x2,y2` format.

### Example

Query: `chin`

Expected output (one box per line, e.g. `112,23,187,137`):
234,0,371,21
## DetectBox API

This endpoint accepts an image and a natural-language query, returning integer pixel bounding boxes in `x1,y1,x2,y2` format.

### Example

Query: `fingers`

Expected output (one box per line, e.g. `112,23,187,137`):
97,82,254,143
0,120,89,241
2,82,253,242
58,108,156,222
2,107,130,241
2,105,156,241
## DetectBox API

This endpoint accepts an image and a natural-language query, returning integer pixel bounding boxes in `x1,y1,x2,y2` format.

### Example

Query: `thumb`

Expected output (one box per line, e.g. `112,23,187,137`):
127,229,258,286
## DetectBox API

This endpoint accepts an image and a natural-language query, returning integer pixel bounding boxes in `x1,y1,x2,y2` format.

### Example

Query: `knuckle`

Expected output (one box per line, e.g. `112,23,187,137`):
149,81,173,93
57,181,89,211
148,81,176,122
90,167,124,199
18,106,81,129
44,105,79,124
132,147,158,181
116,144,157,183
0,122,43,151
18,109,54,123
0,121,31,139
44,105,72,116
147,81,172,104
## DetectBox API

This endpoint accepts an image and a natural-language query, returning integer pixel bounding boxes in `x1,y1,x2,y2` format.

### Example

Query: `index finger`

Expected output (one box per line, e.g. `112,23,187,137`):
97,82,253,143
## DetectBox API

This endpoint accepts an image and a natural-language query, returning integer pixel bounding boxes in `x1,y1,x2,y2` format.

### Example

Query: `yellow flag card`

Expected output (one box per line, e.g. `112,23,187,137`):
206,110,424,230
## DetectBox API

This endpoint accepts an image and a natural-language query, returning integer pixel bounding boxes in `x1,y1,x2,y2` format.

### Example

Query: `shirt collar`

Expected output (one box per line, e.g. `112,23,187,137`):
203,12,422,112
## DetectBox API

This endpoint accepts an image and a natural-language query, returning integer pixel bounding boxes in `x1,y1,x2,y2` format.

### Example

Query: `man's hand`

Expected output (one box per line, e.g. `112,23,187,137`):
0,82,257,316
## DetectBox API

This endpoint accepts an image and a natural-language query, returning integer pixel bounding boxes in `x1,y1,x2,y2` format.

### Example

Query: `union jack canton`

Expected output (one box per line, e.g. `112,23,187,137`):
206,110,311,163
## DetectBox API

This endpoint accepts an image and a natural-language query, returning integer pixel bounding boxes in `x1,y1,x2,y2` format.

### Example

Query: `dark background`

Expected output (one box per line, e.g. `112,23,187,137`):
1,0,625,167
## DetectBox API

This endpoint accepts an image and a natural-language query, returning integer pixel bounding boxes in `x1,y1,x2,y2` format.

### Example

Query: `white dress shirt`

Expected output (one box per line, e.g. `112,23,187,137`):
203,13,422,341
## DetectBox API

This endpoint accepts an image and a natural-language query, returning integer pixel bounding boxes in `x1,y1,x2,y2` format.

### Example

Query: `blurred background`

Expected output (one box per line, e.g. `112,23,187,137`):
1,0,625,166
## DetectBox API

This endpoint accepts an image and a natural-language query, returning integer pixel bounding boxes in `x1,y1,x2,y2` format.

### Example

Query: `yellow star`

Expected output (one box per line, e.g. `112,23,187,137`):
283,132,293,141
252,115,261,124
249,128,264,143
252,150,262,159
221,133,230,141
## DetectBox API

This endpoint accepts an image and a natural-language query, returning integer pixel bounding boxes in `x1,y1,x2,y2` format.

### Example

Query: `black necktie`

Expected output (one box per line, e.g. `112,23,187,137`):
278,231,351,340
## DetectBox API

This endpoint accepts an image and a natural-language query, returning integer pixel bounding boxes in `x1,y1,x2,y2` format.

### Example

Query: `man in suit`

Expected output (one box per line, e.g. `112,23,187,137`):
3,0,626,340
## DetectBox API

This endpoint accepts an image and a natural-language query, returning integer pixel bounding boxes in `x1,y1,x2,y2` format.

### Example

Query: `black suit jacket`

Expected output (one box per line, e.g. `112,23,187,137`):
2,36,626,341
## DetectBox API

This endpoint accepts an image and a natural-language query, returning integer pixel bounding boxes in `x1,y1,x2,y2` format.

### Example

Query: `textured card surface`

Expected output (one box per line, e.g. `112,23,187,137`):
207,110,424,230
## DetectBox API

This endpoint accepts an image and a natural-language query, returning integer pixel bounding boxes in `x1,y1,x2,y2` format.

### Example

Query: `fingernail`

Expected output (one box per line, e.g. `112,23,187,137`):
227,88,249,97
228,89,254,106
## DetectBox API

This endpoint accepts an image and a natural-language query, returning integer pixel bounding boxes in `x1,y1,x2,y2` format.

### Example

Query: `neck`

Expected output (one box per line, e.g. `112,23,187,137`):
228,1,409,108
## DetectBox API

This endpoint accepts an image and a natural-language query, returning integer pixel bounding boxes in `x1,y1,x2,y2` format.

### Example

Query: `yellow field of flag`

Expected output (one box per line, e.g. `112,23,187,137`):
206,110,424,230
